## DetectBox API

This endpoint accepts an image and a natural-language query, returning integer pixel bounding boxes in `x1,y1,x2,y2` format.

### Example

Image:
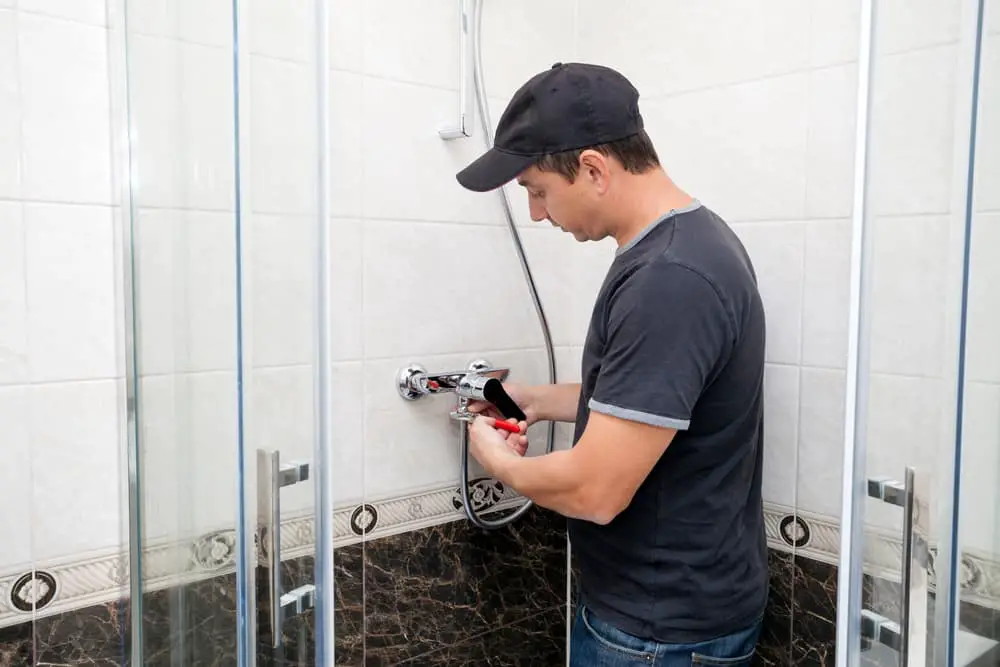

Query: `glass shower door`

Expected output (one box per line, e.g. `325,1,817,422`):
114,0,334,663
838,0,997,665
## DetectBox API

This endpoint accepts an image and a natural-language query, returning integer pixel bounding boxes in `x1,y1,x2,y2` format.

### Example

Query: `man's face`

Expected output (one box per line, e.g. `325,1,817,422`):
516,165,601,242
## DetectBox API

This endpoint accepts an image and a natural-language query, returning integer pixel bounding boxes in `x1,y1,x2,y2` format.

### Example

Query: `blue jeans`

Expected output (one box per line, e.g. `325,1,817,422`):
569,604,762,666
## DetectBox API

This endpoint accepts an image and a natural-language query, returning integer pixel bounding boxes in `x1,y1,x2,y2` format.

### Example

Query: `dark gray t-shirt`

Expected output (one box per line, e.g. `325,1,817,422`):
569,200,768,644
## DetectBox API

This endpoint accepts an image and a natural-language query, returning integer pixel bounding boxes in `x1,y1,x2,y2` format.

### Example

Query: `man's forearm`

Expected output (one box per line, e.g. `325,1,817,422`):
531,383,581,423
495,449,598,522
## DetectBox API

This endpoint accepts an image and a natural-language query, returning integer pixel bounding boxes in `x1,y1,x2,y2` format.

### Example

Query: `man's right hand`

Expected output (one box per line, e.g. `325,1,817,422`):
466,382,539,427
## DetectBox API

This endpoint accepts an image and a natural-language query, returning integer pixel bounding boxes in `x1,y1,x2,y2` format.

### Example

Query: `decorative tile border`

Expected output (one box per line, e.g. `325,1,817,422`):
0,477,520,628
764,503,1000,611
3,486,1000,629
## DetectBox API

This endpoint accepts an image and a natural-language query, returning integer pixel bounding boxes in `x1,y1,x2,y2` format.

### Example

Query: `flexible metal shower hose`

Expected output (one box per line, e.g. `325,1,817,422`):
458,0,559,529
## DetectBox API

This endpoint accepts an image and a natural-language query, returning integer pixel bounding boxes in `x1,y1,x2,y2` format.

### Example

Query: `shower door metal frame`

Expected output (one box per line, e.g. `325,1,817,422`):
835,0,990,665
113,0,336,663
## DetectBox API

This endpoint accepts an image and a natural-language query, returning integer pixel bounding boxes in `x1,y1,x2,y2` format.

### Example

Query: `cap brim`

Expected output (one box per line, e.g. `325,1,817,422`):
456,148,536,192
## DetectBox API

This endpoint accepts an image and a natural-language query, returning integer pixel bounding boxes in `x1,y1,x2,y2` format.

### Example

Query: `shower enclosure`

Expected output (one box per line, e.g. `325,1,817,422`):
836,0,1000,665
110,0,1000,665
112,0,335,663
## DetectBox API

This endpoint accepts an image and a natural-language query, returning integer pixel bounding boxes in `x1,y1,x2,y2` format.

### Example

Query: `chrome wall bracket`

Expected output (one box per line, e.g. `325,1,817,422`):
439,0,476,139
861,609,902,652
257,449,312,648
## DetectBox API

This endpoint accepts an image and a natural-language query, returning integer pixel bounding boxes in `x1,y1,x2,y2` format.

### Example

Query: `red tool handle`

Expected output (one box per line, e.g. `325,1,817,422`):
492,419,522,433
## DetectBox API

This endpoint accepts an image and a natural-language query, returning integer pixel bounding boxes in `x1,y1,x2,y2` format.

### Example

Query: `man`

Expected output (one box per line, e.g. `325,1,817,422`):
456,62,768,666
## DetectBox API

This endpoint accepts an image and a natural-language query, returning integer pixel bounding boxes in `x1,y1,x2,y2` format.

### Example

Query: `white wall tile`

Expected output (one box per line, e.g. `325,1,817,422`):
30,380,121,560
132,208,237,375
797,368,846,517
249,215,314,367
571,3,633,91
132,208,177,376
865,373,946,532
0,203,26,385
328,218,364,361
0,387,31,570
870,45,958,217
732,222,806,365
552,347,584,451
361,78,497,224
876,0,963,55
574,239,617,344
578,0,809,96
182,371,240,534
966,213,1000,383
480,0,576,101
18,13,112,204
250,0,312,62
125,0,232,47
518,227,598,348
250,57,316,216
806,65,858,219
362,0,456,89
329,0,363,72
810,0,861,67
328,71,363,219
802,219,851,369
131,37,235,211
869,215,949,377
329,362,365,506
25,204,117,382
363,221,542,359
247,364,363,513
973,36,1000,213
135,375,182,544
761,364,799,508
957,381,1000,554
0,0,13,8
643,74,809,223
126,36,182,209
19,0,106,26
0,10,19,199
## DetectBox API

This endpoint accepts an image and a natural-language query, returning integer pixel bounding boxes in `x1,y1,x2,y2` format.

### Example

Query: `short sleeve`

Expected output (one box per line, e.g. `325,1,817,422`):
588,262,734,430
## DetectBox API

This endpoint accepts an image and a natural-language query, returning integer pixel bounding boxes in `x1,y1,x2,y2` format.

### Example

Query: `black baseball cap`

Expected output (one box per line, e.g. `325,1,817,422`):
456,62,644,192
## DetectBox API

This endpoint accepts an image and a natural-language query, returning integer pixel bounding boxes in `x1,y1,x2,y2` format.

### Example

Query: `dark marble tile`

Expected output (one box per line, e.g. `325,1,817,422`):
960,598,1000,644
1,509,564,666
381,605,565,667
363,506,567,665
139,574,239,667
334,545,364,667
755,549,794,666
791,555,838,666
33,599,128,666
254,546,364,667
0,621,33,667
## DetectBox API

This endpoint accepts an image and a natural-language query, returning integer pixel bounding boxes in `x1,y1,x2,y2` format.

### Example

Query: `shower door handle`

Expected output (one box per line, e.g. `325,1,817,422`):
864,467,929,666
257,449,312,648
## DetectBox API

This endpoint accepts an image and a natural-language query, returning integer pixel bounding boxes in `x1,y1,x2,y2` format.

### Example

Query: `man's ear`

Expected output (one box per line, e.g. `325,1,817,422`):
578,150,611,193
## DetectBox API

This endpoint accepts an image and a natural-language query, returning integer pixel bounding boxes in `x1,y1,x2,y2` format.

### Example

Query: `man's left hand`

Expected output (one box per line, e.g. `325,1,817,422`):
467,416,528,477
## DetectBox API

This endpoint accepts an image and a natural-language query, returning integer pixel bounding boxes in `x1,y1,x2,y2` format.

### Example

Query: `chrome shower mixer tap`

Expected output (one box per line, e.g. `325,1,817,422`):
395,358,527,424
395,357,534,531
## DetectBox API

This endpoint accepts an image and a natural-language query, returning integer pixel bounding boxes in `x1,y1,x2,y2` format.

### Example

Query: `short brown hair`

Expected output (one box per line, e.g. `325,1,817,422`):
534,129,661,182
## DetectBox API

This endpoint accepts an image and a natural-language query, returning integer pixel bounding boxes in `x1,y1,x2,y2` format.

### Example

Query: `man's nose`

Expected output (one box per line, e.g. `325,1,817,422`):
529,201,547,222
